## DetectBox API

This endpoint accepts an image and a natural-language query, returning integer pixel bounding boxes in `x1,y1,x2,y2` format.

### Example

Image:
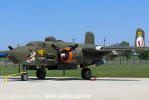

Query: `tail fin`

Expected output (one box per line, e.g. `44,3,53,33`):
135,28,145,47
85,32,95,44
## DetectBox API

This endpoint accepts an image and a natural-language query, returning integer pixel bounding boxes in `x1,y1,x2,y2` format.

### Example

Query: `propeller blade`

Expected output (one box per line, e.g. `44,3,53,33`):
51,44,61,53
8,45,14,50
52,44,78,53
68,44,78,52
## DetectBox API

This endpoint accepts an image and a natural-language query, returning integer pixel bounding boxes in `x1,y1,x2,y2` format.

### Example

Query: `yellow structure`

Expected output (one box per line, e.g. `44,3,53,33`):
4,76,7,83
138,32,142,37
4,72,27,83
37,50,44,56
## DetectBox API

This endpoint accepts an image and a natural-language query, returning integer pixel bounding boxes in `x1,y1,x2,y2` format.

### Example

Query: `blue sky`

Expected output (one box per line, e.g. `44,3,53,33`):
0,0,149,50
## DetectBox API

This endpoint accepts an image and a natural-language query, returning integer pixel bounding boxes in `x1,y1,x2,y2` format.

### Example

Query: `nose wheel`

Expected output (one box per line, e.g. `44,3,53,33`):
36,68,46,79
81,68,92,80
21,73,28,81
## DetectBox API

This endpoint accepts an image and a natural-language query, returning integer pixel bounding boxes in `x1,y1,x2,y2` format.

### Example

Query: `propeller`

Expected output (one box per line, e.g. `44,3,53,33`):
51,44,78,63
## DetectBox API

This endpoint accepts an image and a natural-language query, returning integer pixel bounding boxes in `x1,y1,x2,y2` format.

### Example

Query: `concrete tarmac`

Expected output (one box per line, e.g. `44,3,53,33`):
0,77,149,100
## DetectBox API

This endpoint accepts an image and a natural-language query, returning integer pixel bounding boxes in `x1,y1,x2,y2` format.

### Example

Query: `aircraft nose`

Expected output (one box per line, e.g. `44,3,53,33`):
9,50,21,64
9,46,33,64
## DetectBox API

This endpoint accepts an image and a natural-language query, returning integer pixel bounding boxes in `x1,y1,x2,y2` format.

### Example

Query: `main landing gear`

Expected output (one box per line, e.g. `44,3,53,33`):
20,66,92,81
36,68,46,79
81,68,92,80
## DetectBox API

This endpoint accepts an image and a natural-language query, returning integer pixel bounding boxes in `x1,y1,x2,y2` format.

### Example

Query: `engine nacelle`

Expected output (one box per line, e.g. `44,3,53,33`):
60,48,73,63
60,48,83,63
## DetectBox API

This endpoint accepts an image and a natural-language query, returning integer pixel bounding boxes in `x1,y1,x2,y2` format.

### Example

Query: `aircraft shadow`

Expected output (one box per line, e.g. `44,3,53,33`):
95,78,141,82
4,77,82,82
5,77,141,82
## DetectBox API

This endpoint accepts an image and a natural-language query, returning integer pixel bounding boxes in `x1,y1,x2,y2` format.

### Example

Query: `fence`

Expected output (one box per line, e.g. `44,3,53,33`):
105,58,149,65
0,59,17,67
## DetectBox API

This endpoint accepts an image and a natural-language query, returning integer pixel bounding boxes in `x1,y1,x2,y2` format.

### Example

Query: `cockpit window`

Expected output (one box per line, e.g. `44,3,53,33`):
26,42,36,46
26,42,45,48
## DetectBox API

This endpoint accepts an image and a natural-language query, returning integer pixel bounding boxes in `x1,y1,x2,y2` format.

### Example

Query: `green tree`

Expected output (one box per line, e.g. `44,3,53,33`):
120,41,129,47
124,50,132,59
119,41,132,59
138,50,149,60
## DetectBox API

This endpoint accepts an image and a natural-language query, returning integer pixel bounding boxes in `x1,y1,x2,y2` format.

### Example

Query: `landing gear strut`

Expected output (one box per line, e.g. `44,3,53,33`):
36,68,46,79
21,73,28,81
81,68,92,80
21,65,28,81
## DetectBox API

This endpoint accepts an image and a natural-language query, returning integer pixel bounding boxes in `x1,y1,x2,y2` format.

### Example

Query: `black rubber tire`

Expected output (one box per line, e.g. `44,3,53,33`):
36,68,46,79
21,73,28,81
81,68,92,80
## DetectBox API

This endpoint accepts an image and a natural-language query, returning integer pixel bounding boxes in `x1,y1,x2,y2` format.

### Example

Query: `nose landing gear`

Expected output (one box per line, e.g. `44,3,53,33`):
21,73,28,81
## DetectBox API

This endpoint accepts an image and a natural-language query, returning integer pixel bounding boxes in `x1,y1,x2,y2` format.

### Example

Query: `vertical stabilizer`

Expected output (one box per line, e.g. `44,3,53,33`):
135,28,145,47
85,32,95,44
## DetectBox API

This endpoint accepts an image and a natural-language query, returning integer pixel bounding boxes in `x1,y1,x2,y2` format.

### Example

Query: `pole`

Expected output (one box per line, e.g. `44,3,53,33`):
104,37,106,47
18,64,21,73
63,69,66,76
72,36,75,43
5,59,8,67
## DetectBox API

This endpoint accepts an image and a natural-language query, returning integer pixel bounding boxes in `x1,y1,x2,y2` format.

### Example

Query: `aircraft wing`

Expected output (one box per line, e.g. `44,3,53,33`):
82,46,149,57
104,47,149,50
104,47,149,55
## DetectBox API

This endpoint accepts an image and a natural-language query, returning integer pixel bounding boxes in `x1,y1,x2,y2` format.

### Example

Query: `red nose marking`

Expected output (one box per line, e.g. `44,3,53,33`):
138,41,140,47
24,57,29,60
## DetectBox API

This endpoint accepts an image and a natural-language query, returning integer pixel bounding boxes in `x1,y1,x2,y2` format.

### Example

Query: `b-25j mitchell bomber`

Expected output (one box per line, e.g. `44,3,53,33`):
0,29,146,81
